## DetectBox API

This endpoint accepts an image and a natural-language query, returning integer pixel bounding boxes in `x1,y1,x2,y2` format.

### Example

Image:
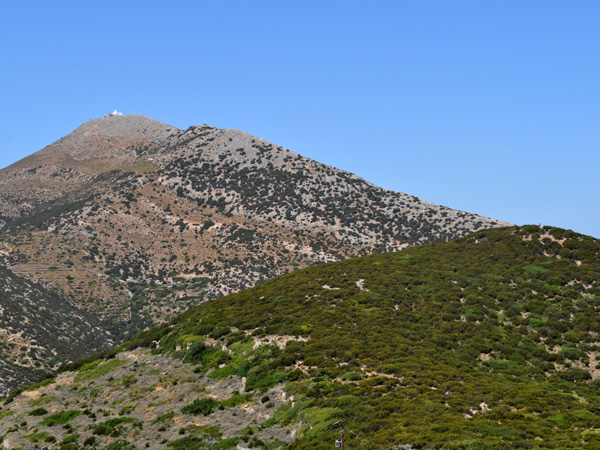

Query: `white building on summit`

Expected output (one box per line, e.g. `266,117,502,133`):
105,110,123,117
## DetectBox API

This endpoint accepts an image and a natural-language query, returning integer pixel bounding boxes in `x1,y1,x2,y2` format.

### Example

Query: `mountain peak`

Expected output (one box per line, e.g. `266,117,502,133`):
73,113,178,142
24,114,179,169
0,114,181,218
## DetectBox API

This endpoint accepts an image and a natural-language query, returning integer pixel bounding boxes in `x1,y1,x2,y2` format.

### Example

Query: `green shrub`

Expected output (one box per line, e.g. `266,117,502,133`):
61,433,80,444
167,435,206,449
104,416,137,427
105,440,134,450
93,423,115,436
40,410,82,426
182,398,219,416
214,437,239,449
74,358,126,382
28,407,48,416
184,341,207,364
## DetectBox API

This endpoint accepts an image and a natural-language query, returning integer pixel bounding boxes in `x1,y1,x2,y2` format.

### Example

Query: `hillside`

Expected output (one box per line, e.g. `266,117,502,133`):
0,262,113,396
0,113,509,390
1,225,599,449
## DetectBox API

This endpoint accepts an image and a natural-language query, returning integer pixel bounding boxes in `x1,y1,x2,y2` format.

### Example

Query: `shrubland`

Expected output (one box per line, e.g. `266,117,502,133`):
1,225,599,449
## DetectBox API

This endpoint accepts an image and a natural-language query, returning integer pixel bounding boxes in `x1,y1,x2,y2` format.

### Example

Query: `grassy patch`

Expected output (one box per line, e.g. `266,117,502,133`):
221,392,253,408
25,377,55,391
74,358,127,382
523,265,549,275
40,409,82,426
25,431,56,443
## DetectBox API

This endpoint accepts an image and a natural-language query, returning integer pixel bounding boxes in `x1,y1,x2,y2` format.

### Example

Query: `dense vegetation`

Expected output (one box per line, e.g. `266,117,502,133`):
147,226,600,448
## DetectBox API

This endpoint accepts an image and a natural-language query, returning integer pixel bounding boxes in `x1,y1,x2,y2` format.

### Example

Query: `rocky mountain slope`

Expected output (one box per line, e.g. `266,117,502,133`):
0,113,509,390
0,262,113,396
1,225,599,449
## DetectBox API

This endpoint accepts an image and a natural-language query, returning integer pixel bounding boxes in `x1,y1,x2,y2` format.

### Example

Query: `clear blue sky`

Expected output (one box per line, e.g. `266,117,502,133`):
1,1,598,238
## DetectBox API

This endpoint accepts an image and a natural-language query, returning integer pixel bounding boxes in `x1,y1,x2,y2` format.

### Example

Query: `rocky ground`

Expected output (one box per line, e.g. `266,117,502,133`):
0,349,296,449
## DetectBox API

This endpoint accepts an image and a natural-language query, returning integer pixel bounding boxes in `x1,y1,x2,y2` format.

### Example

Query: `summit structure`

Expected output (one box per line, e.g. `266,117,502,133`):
104,109,124,117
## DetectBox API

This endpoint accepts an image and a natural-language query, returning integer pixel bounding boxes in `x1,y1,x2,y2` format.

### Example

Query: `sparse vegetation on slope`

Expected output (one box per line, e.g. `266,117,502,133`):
1,225,599,449
0,263,113,395
0,114,509,392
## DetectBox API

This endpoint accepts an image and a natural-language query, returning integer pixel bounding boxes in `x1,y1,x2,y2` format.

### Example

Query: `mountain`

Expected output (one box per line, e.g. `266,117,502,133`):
0,225,598,449
0,261,113,396
0,114,177,220
0,113,509,391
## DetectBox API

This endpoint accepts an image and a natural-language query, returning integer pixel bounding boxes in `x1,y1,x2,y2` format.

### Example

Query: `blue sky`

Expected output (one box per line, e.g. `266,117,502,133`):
1,1,598,238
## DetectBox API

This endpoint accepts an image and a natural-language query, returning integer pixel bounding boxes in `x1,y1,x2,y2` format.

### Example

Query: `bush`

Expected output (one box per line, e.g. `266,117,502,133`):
105,440,134,450
182,398,219,416
93,423,116,436
40,410,82,426
184,341,207,364
560,368,592,382
28,407,48,416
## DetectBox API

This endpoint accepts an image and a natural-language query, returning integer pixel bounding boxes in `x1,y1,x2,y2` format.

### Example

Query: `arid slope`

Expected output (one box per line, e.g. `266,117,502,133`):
0,113,510,391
